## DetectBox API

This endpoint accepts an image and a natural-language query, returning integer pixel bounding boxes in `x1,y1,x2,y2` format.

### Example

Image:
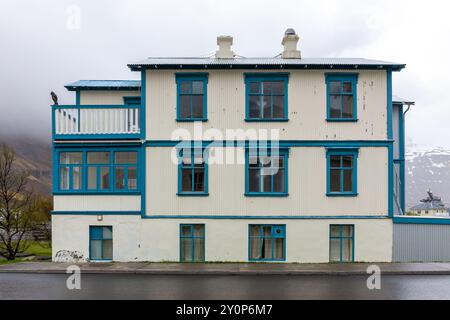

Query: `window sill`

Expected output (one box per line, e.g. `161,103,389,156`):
248,259,286,262
245,119,289,122
89,259,113,262
326,118,359,123
176,119,208,122
326,193,359,197
177,192,209,197
53,191,141,195
245,193,289,198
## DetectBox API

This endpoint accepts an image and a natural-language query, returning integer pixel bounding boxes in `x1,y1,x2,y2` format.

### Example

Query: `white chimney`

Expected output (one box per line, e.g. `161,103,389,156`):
215,35,235,59
281,28,301,59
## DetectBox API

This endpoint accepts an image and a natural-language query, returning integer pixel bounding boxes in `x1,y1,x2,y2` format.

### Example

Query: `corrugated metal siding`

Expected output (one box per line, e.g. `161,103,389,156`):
394,224,450,262
80,90,140,105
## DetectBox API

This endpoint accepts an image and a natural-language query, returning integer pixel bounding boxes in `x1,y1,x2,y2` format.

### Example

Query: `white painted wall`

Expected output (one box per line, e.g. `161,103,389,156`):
146,146,388,216
144,69,388,141
52,216,393,263
79,90,140,105
53,195,141,212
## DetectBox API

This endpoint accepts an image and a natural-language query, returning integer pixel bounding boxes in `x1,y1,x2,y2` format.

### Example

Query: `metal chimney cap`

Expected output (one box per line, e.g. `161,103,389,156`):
285,28,296,35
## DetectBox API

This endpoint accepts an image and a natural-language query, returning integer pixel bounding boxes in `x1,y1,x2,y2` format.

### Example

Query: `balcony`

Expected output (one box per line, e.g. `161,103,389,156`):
52,105,142,140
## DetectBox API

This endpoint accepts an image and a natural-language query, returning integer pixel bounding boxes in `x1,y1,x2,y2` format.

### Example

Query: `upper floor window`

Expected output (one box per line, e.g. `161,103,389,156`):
245,73,289,121
178,147,208,196
56,149,139,193
326,148,358,197
325,73,358,121
176,73,208,121
245,148,289,197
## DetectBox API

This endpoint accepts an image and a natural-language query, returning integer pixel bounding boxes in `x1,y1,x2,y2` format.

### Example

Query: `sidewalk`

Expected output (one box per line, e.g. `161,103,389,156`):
2,261,450,275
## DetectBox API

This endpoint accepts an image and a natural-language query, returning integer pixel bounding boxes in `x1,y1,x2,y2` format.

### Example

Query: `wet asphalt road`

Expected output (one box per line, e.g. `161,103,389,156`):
1,273,450,300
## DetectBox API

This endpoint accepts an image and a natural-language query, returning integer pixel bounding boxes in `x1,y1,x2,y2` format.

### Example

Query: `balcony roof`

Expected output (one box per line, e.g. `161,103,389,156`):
65,80,140,91
393,95,415,106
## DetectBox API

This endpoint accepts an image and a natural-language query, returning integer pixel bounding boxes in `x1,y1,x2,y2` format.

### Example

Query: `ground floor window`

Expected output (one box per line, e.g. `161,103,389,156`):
329,225,354,263
249,225,285,261
180,224,205,262
89,226,113,261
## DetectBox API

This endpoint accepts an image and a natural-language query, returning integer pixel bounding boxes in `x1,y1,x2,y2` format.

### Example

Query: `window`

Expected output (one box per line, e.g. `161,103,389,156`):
249,225,285,261
245,74,289,121
326,148,358,196
178,148,208,196
56,149,139,193
89,226,113,261
59,152,82,190
180,224,205,262
325,73,358,121
245,148,288,196
329,225,354,263
176,74,208,121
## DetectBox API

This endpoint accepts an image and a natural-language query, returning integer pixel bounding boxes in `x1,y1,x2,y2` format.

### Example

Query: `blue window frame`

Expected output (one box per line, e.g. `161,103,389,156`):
89,226,113,261
56,148,140,194
176,73,208,121
180,224,205,262
244,73,289,121
245,147,289,197
326,148,358,197
325,73,358,121
177,147,209,196
123,96,141,105
329,225,354,263
249,225,286,261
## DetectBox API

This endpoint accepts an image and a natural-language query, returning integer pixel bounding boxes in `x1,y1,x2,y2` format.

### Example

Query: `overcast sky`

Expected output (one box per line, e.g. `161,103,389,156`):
0,0,449,150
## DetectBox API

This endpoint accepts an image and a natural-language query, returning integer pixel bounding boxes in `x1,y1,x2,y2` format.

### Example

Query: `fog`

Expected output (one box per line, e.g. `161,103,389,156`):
0,0,449,149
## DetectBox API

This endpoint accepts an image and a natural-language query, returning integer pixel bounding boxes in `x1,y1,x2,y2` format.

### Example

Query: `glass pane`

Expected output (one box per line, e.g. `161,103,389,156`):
272,81,284,94
179,81,190,94
262,174,271,192
329,238,341,262
87,152,109,164
272,96,284,118
87,166,97,190
115,167,125,190
343,169,353,192
193,169,205,192
274,238,284,260
341,238,353,262
100,167,109,190
329,81,341,94
249,82,260,94
60,152,82,165
59,167,69,190
193,225,204,237
342,155,353,168
273,168,284,193
193,153,204,166
342,225,353,237
330,155,341,168
127,167,137,190
193,238,204,262
248,169,259,192
262,96,271,118
329,95,341,118
192,81,204,94
249,225,260,237
343,82,353,93
249,236,262,260
102,240,113,260
181,169,192,192
115,152,137,164
342,95,354,118
72,166,82,190
179,95,190,118
263,226,271,237
330,225,341,237
262,237,273,259
181,225,191,237
192,96,204,118
90,240,102,260
262,82,271,94
330,169,341,192
102,227,112,239
249,96,260,118
181,238,192,262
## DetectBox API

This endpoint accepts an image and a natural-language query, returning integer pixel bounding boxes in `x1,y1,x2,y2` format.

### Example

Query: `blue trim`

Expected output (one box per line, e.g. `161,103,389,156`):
248,224,286,262
393,217,450,225
177,147,209,196
387,68,393,140
175,73,208,122
245,147,289,196
399,105,405,214
75,91,80,105
52,211,141,215
123,96,141,105
329,224,355,263
325,73,358,121
142,215,389,220
179,224,205,262
244,73,289,121
89,226,113,261
326,148,359,196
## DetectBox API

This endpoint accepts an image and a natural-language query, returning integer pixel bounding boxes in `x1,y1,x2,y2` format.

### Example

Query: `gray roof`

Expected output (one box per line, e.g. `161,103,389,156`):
410,202,449,211
128,57,405,71
65,80,140,91
393,95,415,105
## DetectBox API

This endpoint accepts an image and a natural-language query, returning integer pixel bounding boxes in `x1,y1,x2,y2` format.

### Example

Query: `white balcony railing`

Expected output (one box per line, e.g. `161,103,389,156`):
53,105,140,137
